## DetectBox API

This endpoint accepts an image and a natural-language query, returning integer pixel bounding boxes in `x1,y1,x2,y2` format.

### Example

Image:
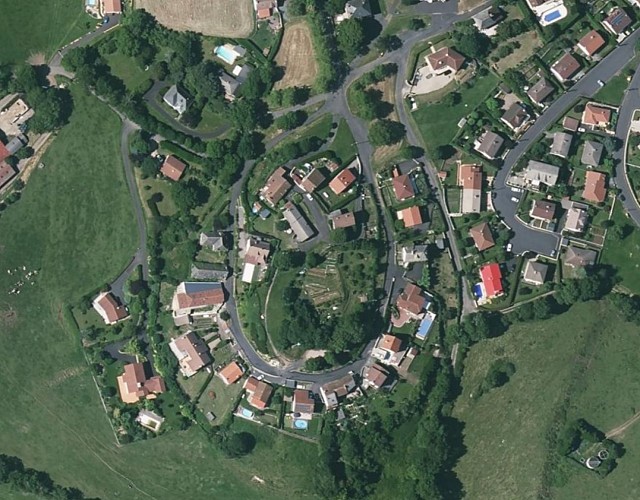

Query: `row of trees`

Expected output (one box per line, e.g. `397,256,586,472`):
0,453,95,499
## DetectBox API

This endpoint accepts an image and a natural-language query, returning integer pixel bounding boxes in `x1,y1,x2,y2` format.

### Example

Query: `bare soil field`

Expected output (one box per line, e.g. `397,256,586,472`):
274,21,318,90
135,0,254,37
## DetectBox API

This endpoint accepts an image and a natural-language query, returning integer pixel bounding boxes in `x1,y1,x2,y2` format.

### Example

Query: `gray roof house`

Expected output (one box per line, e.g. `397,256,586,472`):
337,0,372,22
6,134,27,154
550,132,573,158
283,202,315,242
400,245,429,268
564,206,588,233
474,130,505,160
581,140,604,167
163,85,188,115
527,77,554,105
199,232,225,251
500,103,531,133
473,7,501,30
522,259,549,286
523,160,560,187
190,263,230,281
220,73,241,101
565,246,597,268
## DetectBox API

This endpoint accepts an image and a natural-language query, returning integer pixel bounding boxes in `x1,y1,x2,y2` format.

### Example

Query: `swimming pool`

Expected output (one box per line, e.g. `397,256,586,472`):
543,10,562,22
240,407,254,419
215,46,236,65
293,419,308,430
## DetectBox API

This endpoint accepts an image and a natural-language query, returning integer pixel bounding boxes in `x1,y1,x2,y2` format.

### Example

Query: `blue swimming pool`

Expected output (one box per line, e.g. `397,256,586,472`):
543,10,562,22
215,46,235,65
416,314,435,340
241,408,254,419
473,284,483,299
294,419,308,430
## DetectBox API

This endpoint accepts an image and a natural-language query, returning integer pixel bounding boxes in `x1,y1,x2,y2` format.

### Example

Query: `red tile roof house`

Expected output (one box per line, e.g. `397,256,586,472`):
426,47,466,75
469,222,495,251
397,205,423,228
256,0,277,19
530,199,557,221
116,362,166,404
602,7,632,36
329,168,357,195
371,334,407,366
392,282,429,327
550,53,581,83
102,0,122,15
330,211,356,229
392,173,415,201
243,376,273,409
581,103,613,130
92,291,129,325
0,161,17,190
171,281,226,325
479,263,504,299
169,331,212,377
260,166,292,206
362,363,390,390
161,155,187,181
577,30,606,58
582,170,607,203
457,164,483,214
0,140,11,163
218,361,244,385
292,389,315,418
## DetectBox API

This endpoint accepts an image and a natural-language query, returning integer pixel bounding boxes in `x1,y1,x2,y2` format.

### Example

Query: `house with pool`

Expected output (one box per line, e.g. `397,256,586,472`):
525,0,568,27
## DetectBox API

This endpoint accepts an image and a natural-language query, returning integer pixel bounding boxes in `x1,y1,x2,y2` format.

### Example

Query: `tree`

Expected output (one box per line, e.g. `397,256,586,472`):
230,98,271,130
441,91,461,107
409,18,426,30
375,34,402,53
452,25,491,58
496,19,527,41
609,292,640,322
433,144,455,160
336,18,367,61
183,61,222,101
172,178,210,212
221,432,256,458
274,110,307,130
351,88,386,120
288,0,307,16
368,119,406,146
305,251,324,268
28,88,73,133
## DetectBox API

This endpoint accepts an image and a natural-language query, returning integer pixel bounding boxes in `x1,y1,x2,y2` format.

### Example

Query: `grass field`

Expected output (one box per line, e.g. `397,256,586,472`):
104,51,150,92
274,20,318,90
329,118,357,164
0,84,319,499
412,72,499,153
593,57,637,106
600,203,640,294
453,300,640,499
0,0,93,64
136,0,254,37
265,269,299,350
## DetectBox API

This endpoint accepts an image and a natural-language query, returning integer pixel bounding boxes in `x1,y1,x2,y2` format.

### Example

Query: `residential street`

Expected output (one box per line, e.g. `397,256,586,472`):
493,28,640,256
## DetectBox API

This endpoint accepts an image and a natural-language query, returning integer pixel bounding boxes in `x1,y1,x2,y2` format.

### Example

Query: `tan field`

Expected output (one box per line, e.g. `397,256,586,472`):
135,0,254,37
274,21,318,90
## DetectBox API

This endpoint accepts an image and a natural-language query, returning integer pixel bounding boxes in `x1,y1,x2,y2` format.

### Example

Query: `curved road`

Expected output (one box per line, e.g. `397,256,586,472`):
614,63,640,228
493,29,640,256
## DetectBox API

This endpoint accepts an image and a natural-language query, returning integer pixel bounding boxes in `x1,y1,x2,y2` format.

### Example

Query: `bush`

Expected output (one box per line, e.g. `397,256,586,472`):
221,431,256,458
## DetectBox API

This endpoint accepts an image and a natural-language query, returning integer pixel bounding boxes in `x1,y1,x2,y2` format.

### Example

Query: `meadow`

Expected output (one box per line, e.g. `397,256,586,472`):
453,300,640,499
0,84,318,499
0,0,93,64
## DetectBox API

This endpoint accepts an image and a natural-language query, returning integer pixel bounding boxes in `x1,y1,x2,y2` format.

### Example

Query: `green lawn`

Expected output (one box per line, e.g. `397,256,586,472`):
0,0,94,64
265,269,299,350
0,84,318,499
593,59,636,106
104,51,150,93
600,204,640,293
412,72,499,153
329,118,357,164
453,300,640,500
197,375,243,425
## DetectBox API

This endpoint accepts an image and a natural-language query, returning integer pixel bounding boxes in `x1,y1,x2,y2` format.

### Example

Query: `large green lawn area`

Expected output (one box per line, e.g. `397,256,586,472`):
0,0,94,64
0,84,319,499
453,300,640,499
412,72,499,153
600,203,640,294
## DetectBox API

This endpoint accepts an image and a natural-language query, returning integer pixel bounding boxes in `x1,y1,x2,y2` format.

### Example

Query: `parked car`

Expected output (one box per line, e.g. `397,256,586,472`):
511,196,520,203
511,187,522,193
597,79,605,87
506,243,512,252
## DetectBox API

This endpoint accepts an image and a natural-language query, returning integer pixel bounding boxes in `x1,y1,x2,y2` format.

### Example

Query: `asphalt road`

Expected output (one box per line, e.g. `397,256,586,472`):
613,63,640,228
493,28,640,256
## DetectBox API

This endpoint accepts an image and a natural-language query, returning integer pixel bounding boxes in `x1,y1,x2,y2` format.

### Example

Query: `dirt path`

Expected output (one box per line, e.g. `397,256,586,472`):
605,410,640,439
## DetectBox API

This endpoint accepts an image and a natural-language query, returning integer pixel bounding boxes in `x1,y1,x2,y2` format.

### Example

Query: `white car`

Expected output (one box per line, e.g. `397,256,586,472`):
506,243,512,252
305,193,314,201
511,187,522,193
511,197,520,203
